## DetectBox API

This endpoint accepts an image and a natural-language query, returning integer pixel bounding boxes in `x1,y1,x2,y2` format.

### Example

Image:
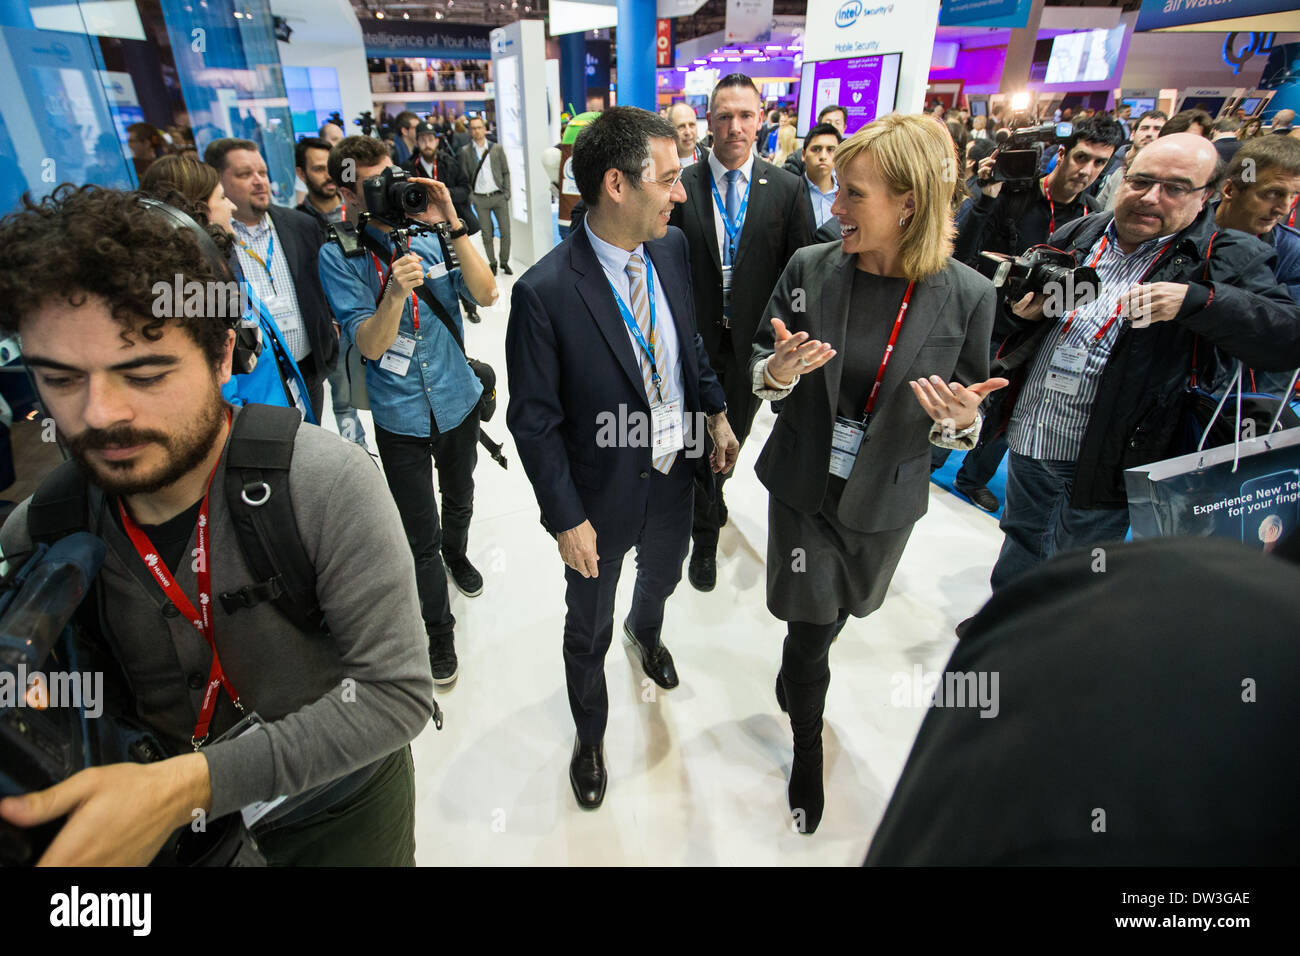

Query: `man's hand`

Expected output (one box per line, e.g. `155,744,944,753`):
408,177,460,230
558,519,599,578
910,374,1010,432
977,154,1003,199
0,753,212,866
1010,291,1049,321
1116,282,1189,328
766,317,836,386
707,412,739,474
386,253,426,299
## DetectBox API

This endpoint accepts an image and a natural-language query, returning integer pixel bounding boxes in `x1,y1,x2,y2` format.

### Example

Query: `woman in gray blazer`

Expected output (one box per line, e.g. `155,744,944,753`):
750,114,1008,834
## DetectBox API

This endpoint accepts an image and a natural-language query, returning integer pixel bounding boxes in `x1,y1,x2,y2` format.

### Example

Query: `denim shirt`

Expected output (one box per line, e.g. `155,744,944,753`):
318,224,482,438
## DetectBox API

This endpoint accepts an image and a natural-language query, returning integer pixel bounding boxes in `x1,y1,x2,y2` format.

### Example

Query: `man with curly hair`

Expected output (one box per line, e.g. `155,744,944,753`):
0,186,434,865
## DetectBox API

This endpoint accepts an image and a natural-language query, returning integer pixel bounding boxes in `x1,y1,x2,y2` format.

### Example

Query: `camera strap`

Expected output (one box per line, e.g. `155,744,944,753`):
1055,235,1172,345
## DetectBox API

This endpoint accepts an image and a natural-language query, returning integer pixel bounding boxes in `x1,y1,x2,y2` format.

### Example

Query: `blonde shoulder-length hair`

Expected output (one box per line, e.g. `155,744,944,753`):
833,113,955,281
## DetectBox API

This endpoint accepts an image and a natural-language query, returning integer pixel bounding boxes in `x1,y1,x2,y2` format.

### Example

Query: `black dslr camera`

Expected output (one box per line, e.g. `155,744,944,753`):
362,165,428,228
979,246,1100,312
993,122,1072,185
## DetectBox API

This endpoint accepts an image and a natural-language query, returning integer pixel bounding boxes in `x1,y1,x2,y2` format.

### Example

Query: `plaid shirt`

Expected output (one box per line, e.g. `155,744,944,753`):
232,215,310,361
1008,222,1176,461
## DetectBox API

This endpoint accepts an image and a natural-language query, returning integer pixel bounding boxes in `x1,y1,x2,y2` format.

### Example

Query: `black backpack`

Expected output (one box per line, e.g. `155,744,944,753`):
25,404,323,635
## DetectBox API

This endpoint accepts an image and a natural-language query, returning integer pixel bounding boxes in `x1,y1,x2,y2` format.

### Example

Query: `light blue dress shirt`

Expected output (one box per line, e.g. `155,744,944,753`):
806,171,838,228
318,224,482,438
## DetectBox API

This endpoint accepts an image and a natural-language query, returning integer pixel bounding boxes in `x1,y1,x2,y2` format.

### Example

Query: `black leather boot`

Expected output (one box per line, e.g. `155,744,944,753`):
783,671,830,835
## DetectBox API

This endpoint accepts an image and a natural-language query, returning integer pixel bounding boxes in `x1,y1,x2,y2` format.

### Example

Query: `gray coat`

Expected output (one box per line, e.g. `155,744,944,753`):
459,140,510,194
750,242,996,534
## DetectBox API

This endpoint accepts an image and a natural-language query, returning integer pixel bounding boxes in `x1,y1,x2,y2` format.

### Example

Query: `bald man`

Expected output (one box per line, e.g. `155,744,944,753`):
982,132,1300,594
668,102,708,166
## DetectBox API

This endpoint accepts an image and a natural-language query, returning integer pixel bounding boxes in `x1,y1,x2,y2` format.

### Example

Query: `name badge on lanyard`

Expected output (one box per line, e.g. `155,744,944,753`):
1044,344,1088,396
652,399,685,454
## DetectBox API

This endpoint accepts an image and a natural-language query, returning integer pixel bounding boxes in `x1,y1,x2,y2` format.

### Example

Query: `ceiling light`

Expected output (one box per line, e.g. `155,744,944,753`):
375,10,385,18
403,11,409,18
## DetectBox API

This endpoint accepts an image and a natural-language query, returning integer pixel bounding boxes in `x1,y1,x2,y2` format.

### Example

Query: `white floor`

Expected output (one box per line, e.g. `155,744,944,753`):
319,266,1006,866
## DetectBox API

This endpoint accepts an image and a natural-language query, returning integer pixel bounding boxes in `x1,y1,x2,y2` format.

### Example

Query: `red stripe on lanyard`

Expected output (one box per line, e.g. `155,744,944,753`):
862,281,917,419
1057,236,1172,344
371,251,419,332
117,412,239,749
1042,176,1055,236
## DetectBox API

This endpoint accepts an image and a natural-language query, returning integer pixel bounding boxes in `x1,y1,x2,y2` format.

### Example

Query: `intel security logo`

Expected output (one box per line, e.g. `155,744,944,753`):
835,0,862,28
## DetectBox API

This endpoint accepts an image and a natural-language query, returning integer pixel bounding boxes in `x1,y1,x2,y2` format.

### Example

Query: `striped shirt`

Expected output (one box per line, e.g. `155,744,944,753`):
232,215,311,362
1008,222,1176,461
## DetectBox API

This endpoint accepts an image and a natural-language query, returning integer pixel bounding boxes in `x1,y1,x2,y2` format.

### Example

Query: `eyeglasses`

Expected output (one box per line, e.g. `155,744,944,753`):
641,168,684,192
1122,174,1211,201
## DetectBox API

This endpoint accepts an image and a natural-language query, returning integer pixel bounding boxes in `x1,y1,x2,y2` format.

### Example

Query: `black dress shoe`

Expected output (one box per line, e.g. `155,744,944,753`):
688,548,716,592
960,485,1000,513
623,619,679,689
466,310,481,324
569,736,606,809
489,263,498,275
501,264,513,275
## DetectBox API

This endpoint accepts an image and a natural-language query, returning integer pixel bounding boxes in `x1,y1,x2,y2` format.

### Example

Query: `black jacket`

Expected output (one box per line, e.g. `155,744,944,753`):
265,205,340,373
997,208,1300,510
403,147,480,234
954,180,1099,268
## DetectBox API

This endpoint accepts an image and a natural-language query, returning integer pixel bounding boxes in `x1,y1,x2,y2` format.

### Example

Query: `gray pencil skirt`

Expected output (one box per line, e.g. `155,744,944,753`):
765,479,915,626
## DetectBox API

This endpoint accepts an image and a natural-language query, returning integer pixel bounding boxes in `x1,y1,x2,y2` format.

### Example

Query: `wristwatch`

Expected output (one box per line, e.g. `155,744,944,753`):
446,223,469,240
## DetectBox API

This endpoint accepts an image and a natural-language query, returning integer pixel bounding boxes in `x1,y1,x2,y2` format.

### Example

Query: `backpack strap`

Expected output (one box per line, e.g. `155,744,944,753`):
219,404,326,635
27,459,90,547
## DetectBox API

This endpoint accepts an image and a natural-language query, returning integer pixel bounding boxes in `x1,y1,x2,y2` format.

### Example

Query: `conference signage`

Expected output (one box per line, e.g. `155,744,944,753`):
803,0,942,114
657,19,674,68
939,0,1032,29
725,0,775,44
1136,0,1297,33
362,20,492,59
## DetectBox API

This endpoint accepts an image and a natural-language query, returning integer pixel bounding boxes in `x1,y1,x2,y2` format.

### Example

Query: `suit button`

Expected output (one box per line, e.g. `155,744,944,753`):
639,471,649,479
162,603,180,618
188,672,205,690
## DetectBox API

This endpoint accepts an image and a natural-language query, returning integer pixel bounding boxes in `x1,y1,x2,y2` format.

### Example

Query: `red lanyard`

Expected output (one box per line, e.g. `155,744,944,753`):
370,252,420,332
1041,176,1055,235
117,417,239,749
860,281,917,420
1058,235,1172,344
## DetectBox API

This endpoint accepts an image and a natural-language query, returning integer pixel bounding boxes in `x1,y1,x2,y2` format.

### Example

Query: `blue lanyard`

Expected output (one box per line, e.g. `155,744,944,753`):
239,229,275,288
607,255,661,390
709,168,752,262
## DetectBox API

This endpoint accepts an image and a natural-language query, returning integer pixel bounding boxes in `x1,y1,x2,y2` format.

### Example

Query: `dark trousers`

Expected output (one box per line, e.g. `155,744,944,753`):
374,407,480,637
256,746,416,866
564,455,693,745
692,337,759,553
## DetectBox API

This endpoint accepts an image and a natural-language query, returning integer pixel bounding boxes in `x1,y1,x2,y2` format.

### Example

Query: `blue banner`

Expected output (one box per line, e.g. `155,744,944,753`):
940,0,1032,29
362,21,492,59
1137,0,1296,33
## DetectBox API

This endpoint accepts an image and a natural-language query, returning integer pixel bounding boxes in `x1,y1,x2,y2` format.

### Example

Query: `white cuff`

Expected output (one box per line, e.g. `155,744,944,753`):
929,413,983,451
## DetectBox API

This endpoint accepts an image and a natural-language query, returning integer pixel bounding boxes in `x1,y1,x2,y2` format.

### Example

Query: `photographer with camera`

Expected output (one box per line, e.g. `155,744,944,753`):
318,136,498,686
984,133,1300,595
945,117,1124,511
1094,110,1167,211
0,186,435,865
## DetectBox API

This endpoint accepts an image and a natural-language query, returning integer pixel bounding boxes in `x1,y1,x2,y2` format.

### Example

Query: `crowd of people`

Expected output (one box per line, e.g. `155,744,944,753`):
1,68,1298,865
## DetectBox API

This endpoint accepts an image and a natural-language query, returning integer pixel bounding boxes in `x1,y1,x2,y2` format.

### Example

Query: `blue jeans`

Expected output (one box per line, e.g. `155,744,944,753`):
326,359,367,446
990,452,1131,592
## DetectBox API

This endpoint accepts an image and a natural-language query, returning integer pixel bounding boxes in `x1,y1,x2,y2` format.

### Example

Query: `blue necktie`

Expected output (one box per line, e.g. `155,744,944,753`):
723,169,741,266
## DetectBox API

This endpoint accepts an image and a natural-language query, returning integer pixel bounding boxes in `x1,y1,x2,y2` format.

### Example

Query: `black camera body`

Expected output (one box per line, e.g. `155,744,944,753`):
993,122,1073,185
362,165,428,228
979,246,1100,311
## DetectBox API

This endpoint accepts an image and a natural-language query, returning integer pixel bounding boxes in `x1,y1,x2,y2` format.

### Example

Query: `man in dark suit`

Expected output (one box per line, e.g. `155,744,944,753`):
460,116,512,274
506,107,739,810
668,73,814,591
204,138,339,420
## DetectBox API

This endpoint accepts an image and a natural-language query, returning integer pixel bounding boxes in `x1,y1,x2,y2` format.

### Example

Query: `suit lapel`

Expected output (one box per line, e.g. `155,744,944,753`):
821,251,857,417
571,227,651,406
644,239,697,388
732,158,771,272
689,163,722,277
871,269,950,426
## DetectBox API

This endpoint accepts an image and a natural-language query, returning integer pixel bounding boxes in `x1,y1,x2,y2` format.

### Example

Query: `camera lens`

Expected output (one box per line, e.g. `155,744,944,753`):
399,183,428,214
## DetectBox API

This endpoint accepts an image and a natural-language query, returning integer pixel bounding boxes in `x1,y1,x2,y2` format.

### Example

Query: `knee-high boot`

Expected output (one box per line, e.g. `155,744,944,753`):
781,670,830,835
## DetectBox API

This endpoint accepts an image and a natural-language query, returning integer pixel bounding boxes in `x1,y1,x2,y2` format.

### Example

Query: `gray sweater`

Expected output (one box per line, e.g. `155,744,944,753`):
0,412,434,819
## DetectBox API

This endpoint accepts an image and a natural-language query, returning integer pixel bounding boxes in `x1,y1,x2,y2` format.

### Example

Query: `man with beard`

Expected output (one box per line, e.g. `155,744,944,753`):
0,186,433,865
403,121,483,324
984,133,1300,595
294,136,369,445
204,138,338,423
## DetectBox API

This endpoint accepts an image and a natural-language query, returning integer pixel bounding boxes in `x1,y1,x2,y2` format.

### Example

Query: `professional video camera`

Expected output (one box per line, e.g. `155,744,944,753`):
0,533,263,866
978,245,1100,311
354,110,376,137
993,122,1073,185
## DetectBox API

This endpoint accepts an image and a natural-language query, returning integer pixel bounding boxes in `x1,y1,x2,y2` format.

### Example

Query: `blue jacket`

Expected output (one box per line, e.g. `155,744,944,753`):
1266,221,1300,303
222,287,317,425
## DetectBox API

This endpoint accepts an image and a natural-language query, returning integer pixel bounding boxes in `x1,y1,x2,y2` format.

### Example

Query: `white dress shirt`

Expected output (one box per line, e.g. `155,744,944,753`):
706,149,755,263
471,141,498,193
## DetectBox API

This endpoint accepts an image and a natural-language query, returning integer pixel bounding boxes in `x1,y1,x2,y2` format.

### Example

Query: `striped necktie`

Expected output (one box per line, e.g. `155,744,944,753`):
625,253,675,475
